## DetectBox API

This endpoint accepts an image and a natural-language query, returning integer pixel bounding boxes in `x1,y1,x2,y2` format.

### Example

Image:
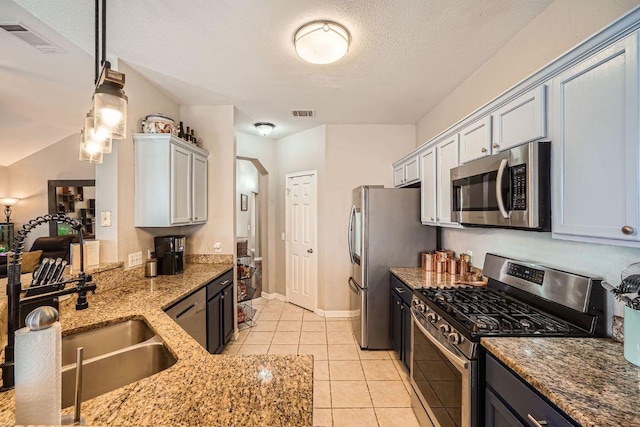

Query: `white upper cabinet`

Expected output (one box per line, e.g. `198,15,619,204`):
551,32,639,244
436,135,461,226
170,144,192,225
420,147,437,225
393,154,420,187
491,86,547,152
459,116,492,164
134,134,209,227
192,153,208,223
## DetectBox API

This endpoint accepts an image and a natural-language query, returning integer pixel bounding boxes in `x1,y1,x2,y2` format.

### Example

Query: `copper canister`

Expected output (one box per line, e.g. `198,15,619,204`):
436,260,446,273
448,258,461,275
461,254,471,263
460,259,471,274
436,250,455,261
422,252,436,271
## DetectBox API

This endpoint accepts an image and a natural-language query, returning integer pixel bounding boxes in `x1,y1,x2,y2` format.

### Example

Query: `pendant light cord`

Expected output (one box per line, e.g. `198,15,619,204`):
101,0,106,67
94,0,98,84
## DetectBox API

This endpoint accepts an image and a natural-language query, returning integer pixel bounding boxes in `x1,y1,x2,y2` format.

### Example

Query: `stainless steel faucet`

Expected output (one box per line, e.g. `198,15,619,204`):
0,214,97,391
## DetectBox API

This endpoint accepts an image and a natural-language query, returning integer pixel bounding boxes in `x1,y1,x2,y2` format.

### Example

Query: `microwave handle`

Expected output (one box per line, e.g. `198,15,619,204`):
496,159,510,219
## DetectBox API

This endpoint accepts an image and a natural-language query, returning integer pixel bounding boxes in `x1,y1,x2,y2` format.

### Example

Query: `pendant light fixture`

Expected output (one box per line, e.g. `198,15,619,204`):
294,21,350,64
79,0,127,163
255,122,275,137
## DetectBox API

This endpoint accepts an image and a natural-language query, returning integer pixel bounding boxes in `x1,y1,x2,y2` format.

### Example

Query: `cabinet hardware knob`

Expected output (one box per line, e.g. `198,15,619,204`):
307,248,314,253
481,147,488,153
430,217,434,221
622,226,635,235
527,414,548,427
492,143,499,149
436,218,440,221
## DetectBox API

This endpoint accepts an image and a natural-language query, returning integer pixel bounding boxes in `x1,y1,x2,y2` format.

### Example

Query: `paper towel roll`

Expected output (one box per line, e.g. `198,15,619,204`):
15,321,61,425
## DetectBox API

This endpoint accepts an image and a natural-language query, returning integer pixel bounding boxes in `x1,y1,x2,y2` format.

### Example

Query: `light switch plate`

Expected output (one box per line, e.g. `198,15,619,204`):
128,251,143,267
213,242,222,253
100,211,112,227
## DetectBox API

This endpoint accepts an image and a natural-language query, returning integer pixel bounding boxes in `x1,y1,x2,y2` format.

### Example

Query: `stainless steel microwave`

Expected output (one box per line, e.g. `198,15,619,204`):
450,141,551,231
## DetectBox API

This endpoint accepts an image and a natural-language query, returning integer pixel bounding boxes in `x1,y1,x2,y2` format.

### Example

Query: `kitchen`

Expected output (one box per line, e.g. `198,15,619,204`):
1,0,640,426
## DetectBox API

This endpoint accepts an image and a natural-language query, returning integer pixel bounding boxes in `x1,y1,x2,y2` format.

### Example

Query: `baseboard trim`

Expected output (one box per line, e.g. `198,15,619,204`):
261,291,286,302
314,308,358,318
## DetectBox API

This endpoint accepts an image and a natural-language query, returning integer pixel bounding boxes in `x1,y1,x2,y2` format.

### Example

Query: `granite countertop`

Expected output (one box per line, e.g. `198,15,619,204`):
390,267,472,290
482,337,640,427
0,262,313,426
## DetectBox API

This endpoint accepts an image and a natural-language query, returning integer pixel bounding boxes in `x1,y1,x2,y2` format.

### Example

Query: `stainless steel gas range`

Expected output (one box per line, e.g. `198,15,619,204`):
409,253,605,427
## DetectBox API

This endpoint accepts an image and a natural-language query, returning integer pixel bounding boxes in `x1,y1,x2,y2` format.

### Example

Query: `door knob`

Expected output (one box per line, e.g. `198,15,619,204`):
622,226,635,235
307,248,314,253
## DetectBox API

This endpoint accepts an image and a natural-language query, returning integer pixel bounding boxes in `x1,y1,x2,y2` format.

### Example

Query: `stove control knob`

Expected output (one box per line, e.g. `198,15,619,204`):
447,332,461,345
417,303,427,313
426,313,438,323
411,299,420,307
439,324,451,334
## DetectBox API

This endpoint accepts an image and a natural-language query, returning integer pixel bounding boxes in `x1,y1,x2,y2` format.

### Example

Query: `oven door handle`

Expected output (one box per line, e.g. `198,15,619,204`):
496,158,510,219
412,310,469,372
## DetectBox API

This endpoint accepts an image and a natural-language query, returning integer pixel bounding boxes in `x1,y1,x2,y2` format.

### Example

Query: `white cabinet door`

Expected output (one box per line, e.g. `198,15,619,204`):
459,116,492,164
420,147,437,225
404,155,420,185
170,144,192,225
393,164,405,187
192,153,208,223
551,33,639,243
436,135,460,226
492,86,547,151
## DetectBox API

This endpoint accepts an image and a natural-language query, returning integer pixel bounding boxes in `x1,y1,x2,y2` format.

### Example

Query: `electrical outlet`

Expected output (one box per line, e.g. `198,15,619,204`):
128,251,143,267
213,242,222,253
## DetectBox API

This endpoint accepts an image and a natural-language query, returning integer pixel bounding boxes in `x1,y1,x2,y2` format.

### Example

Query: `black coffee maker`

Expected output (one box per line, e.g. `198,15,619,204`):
154,235,185,275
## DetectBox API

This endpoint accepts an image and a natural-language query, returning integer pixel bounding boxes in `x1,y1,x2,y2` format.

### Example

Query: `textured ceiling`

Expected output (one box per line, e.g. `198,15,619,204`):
2,0,553,166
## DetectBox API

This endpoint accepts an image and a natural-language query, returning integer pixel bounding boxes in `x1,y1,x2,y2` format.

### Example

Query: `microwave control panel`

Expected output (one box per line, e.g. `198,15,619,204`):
511,164,527,210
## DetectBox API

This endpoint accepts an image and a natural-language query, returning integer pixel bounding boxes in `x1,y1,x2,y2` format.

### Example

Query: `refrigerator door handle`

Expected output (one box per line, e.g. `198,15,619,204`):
347,205,356,263
348,277,360,294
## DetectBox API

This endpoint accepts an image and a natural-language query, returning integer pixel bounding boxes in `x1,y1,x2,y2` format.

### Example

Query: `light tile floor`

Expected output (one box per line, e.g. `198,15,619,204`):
224,297,421,427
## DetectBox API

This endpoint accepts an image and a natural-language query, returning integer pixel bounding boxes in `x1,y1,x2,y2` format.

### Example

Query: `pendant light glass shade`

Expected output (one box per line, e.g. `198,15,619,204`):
93,79,127,139
79,129,104,163
294,21,350,64
84,111,111,153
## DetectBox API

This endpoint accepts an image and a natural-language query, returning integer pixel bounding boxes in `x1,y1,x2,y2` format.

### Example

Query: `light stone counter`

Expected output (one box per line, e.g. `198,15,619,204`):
390,267,468,290
482,337,640,427
0,262,313,426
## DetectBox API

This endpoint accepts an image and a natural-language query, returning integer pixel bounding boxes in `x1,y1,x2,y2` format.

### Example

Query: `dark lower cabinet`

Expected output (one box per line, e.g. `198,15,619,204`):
222,283,234,343
390,274,412,370
485,353,577,427
206,269,234,354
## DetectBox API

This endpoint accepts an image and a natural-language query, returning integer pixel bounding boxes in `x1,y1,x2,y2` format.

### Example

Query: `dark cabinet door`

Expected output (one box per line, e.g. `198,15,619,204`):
222,283,234,343
207,292,223,354
400,302,411,369
485,389,525,427
391,289,403,358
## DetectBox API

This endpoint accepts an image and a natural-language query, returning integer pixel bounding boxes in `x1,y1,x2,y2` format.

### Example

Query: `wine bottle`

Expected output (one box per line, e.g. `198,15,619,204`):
190,129,196,144
185,126,191,142
178,122,185,139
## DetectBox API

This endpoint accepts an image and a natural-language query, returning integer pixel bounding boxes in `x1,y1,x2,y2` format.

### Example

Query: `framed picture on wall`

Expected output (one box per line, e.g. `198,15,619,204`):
241,194,248,211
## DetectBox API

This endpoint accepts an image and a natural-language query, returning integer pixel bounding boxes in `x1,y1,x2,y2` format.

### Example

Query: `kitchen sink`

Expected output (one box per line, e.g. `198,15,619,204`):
61,319,156,365
60,319,177,409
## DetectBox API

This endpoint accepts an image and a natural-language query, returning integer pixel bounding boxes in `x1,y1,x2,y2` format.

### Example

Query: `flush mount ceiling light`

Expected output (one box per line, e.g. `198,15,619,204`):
255,122,275,137
294,21,350,64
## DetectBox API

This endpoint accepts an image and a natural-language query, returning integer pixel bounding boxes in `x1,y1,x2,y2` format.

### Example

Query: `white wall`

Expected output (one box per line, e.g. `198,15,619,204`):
416,0,640,145
322,124,416,311
237,132,276,294
7,133,95,247
180,105,236,255
96,60,181,263
274,126,326,297
413,0,640,320
0,167,8,197
236,159,259,239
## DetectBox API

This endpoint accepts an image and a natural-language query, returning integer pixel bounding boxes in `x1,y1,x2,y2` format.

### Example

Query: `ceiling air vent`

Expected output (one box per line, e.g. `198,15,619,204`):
0,22,66,53
291,109,315,118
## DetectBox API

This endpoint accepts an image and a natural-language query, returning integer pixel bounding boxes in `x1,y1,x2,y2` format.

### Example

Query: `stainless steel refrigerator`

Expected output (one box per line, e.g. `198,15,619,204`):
348,186,439,349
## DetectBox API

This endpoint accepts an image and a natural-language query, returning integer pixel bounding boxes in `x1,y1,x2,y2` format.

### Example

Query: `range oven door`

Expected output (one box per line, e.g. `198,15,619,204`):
410,310,475,427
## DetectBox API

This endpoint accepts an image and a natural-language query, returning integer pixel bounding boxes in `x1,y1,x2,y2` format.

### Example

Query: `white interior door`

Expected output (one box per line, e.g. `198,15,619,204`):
286,172,317,311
